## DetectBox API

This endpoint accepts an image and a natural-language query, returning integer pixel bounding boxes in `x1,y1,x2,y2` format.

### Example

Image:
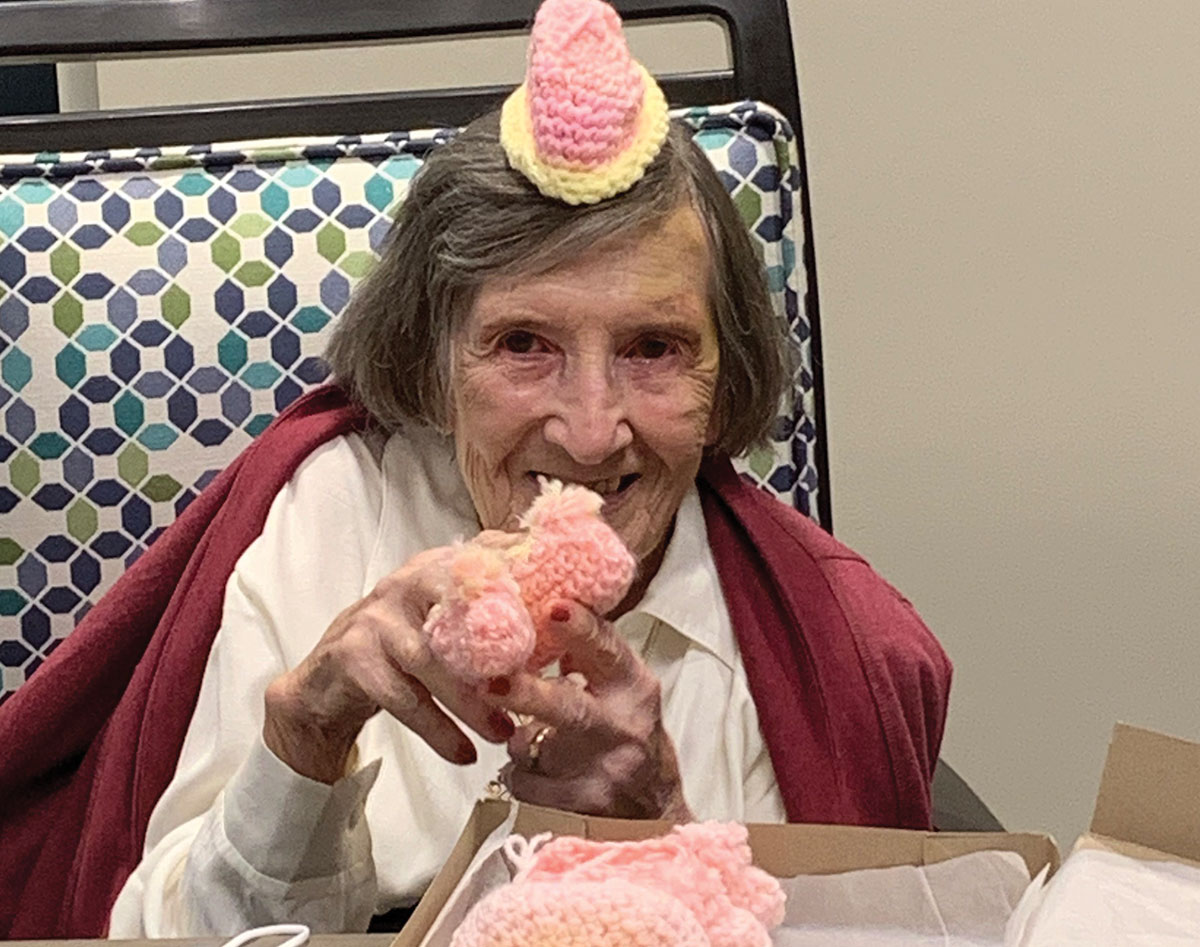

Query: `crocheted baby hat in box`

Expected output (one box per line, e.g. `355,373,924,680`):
450,876,710,947
501,0,670,204
450,823,785,947
518,823,785,947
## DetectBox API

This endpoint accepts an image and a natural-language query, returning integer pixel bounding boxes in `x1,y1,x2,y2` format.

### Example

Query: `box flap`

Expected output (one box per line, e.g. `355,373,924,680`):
1089,722,1200,863
1073,832,1200,870
507,804,1060,879
393,800,512,947
744,822,1057,880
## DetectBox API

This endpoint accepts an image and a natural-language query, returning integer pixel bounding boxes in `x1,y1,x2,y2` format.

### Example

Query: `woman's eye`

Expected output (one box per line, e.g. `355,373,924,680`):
497,331,543,354
625,337,676,360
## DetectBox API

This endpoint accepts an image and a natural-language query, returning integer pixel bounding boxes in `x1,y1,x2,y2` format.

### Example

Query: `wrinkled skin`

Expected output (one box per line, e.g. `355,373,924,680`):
451,204,719,595
264,533,523,784
493,599,691,821
265,204,716,819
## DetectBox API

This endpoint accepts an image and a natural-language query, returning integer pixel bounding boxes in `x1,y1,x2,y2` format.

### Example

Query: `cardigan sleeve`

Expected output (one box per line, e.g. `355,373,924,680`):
108,434,388,936
822,557,953,821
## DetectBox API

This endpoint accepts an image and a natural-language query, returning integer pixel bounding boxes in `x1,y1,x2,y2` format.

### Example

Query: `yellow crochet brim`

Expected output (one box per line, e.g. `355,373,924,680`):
500,63,670,205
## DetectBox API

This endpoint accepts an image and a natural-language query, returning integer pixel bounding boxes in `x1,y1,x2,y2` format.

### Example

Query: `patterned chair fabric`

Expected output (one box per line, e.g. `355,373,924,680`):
0,101,820,702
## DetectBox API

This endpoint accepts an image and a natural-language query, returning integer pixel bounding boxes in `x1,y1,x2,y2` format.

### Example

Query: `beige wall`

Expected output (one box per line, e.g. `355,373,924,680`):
791,1,1200,848
62,3,1200,849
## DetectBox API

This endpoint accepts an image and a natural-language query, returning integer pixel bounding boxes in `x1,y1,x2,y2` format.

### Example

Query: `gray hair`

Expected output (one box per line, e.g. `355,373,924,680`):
325,111,791,456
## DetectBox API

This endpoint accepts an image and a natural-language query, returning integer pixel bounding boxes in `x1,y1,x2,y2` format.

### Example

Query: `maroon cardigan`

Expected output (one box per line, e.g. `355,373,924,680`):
0,386,950,937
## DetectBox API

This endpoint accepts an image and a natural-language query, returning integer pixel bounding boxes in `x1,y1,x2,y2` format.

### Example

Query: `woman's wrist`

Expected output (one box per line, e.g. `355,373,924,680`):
262,673,371,784
658,791,694,824
651,729,692,823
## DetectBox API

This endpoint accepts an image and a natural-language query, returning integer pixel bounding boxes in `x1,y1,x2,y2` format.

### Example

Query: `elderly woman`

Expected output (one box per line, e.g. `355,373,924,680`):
0,0,948,938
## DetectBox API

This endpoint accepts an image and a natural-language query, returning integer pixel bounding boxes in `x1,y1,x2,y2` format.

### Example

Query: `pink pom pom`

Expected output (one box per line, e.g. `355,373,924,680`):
424,546,536,681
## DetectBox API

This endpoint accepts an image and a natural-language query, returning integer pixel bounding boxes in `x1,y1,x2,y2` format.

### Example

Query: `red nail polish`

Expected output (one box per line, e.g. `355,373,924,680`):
488,676,511,696
550,605,571,623
491,712,515,739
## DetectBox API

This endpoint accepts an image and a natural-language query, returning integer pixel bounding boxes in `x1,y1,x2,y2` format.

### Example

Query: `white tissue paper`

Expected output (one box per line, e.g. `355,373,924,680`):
774,850,1031,946
1005,848,1200,945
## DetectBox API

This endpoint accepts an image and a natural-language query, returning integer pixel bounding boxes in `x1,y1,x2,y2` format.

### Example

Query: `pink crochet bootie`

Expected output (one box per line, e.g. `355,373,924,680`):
424,480,636,681
500,0,669,204
510,480,636,667
451,823,785,947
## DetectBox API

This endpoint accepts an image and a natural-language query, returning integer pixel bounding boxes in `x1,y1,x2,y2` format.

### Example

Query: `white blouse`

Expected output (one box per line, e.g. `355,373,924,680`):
108,425,785,937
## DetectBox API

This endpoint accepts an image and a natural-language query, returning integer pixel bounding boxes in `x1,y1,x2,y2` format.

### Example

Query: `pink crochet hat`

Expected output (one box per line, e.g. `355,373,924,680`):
501,0,670,204
451,823,785,946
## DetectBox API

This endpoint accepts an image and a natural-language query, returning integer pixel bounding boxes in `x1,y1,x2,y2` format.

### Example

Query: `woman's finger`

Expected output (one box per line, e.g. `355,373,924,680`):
507,719,560,774
370,547,457,630
347,651,479,763
547,599,637,686
378,642,515,746
488,670,601,734
430,672,517,745
505,767,617,816
368,561,514,745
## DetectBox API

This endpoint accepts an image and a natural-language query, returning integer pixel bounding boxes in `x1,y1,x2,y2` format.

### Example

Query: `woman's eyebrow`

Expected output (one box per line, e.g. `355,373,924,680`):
622,318,705,341
472,292,708,333
477,312,705,340
472,308,557,330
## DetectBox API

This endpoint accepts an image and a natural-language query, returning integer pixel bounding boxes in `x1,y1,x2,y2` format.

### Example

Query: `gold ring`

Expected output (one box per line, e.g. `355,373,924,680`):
528,725,553,772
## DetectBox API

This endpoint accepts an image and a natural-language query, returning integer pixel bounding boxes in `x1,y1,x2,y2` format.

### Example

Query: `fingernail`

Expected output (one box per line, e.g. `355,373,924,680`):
490,711,515,738
487,676,511,696
550,604,571,623
456,740,477,765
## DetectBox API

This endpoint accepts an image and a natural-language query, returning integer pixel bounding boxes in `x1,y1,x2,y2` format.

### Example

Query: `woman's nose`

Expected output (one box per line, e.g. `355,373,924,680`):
542,367,633,465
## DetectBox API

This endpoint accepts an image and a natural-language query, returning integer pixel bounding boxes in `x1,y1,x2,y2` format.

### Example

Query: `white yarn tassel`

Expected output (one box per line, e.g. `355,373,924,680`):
502,832,553,879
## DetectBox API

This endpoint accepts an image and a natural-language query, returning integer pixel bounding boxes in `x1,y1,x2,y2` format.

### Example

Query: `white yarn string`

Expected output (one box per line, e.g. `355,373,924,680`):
218,923,310,947
503,831,554,879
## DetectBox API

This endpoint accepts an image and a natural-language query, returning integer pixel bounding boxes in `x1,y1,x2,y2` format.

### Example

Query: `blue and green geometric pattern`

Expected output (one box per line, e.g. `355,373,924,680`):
0,102,817,701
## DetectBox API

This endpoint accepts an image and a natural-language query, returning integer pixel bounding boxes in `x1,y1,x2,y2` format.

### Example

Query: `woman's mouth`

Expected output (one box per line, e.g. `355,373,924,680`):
529,471,640,501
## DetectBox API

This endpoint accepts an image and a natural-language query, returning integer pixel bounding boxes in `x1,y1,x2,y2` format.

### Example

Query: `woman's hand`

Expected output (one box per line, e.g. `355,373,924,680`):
490,600,693,822
262,537,518,784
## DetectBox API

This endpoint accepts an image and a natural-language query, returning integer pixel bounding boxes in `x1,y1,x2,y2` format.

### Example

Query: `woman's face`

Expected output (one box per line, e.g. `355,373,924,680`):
450,204,719,577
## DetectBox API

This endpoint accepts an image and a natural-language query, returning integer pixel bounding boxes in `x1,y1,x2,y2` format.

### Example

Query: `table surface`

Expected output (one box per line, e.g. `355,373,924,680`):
6,936,397,947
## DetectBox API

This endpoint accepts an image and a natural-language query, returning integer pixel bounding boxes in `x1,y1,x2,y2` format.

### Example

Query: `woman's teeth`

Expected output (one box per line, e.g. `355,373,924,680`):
531,473,634,496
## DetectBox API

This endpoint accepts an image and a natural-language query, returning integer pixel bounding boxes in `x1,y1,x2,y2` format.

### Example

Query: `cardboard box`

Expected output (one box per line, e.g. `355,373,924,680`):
1002,723,1200,945
1077,722,1200,869
392,799,1059,947
391,722,1200,946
